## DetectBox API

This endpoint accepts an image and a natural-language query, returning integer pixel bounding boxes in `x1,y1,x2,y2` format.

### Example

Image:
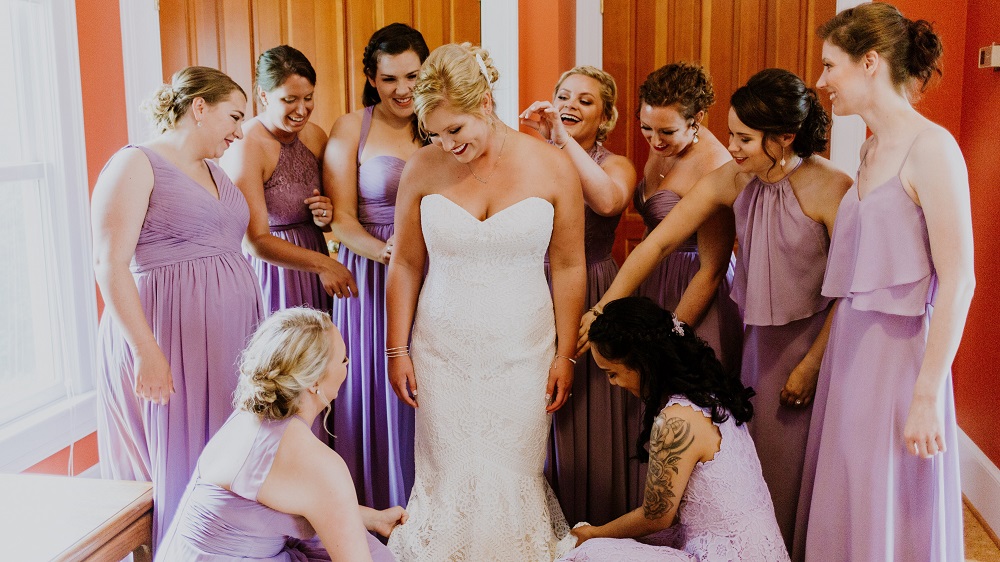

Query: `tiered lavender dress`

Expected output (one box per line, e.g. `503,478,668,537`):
795,173,963,561
556,396,789,561
156,414,396,561
547,144,642,526
96,146,264,547
249,134,330,314
633,182,742,374
331,105,414,510
730,165,833,551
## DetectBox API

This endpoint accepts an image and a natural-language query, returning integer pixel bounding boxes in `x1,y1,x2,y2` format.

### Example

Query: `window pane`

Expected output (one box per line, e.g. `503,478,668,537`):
0,1,24,163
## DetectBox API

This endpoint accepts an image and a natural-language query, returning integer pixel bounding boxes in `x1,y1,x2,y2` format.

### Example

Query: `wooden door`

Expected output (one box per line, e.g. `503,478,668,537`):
158,0,480,133
603,0,836,263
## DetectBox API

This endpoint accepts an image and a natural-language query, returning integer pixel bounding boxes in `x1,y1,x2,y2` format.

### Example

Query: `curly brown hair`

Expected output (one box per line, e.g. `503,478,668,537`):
637,62,715,120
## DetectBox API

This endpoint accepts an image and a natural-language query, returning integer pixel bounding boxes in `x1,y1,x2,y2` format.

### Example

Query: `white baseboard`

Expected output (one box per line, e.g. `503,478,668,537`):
77,463,101,478
959,428,1000,536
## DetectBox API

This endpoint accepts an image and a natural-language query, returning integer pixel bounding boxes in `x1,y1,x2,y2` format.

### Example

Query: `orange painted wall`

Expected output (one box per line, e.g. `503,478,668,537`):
953,2,1000,466
24,0,130,476
518,0,576,134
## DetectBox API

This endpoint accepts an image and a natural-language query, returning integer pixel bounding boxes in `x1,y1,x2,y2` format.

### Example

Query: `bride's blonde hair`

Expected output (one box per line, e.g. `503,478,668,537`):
414,43,499,138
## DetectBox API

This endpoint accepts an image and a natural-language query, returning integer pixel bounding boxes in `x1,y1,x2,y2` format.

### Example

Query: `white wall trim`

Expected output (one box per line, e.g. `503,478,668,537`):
480,0,518,127
119,0,163,144
0,392,98,474
575,0,602,68
959,428,1000,537
827,0,865,175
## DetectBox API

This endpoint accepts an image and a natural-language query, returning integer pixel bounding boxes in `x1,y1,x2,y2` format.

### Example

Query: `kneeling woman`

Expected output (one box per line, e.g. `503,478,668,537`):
559,297,788,561
156,308,405,561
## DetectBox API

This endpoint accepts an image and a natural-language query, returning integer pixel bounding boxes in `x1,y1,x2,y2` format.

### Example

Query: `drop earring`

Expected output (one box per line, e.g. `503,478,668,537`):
691,123,700,144
196,120,202,128
779,148,786,168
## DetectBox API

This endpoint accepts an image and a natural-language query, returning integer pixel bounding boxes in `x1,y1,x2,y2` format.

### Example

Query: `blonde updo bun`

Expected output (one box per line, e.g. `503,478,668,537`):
234,307,335,421
142,66,246,134
414,43,499,137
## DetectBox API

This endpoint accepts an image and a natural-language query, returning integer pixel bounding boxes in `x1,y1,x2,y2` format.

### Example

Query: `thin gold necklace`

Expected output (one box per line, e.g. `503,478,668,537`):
467,127,508,184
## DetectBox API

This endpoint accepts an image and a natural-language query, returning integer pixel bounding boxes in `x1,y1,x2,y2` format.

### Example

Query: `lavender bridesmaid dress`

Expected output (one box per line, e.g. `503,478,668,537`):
156,413,396,561
556,397,789,562
96,146,264,548
633,182,743,374
331,105,415,510
547,143,642,526
249,134,331,315
795,173,963,561
730,164,833,552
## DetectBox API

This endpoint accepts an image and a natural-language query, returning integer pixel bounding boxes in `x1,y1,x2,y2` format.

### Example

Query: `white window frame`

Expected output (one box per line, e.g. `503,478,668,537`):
0,0,98,473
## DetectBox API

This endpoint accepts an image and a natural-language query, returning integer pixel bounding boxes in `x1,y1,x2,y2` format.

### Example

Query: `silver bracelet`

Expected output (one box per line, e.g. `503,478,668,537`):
554,354,577,365
386,345,409,358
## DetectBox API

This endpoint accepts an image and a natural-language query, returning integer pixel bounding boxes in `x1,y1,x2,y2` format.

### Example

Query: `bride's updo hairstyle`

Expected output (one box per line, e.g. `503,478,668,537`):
730,68,829,169
413,43,499,137
143,66,246,134
818,2,943,95
234,307,335,421
588,297,755,462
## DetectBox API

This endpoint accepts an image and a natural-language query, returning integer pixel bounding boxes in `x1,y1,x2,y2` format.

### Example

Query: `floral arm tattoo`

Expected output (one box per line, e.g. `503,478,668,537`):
643,414,694,520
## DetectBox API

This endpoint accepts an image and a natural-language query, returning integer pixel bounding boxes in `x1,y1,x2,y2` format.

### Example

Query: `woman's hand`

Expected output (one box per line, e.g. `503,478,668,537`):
319,259,358,299
577,307,600,356
519,101,571,149
570,524,596,548
388,355,418,408
305,189,334,229
546,356,574,413
904,393,947,458
379,235,396,265
367,506,408,538
133,343,173,405
780,359,820,409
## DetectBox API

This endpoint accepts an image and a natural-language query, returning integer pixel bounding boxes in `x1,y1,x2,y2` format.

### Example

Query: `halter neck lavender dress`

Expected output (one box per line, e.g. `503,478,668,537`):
795,165,963,561
250,133,331,315
546,143,642,527
96,146,264,548
633,182,742,374
156,414,396,561
730,163,833,552
331,105,415,510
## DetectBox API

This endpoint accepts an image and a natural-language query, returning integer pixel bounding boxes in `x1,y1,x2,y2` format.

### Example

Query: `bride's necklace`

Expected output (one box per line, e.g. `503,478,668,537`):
467,127,508,184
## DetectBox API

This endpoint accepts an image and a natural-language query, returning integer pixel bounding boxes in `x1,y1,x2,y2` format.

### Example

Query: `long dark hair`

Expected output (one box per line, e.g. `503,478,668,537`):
362,23,430,107
588,297,755,462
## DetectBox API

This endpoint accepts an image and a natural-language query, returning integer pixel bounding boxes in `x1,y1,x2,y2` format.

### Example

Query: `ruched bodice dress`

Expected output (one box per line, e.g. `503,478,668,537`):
387,195,569,561
546,143,642,527
633,182,742,375
730,165,833,551
249,134,331,315
331,105,414,511
795,175,962,561
96,145,264,548
156,414,395,561
557,397,789,561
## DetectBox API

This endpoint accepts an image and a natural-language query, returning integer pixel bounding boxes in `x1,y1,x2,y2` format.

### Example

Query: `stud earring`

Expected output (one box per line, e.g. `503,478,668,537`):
196,120,202,128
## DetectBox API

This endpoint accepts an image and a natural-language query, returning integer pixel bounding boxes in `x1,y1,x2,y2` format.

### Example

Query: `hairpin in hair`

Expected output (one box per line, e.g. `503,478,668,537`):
670,313,686,337
475,53,492,87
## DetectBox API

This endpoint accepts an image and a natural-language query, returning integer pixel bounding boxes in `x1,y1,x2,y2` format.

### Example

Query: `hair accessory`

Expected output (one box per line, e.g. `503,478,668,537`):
386,345,410,358
670,313,686,337
474,53,492,87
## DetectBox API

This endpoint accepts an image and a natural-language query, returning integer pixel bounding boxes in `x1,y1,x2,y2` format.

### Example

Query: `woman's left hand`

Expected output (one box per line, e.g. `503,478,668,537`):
546,356,574,413
305,189,334,228
519,101,571,149
780,360,819,408
570,524,595,547
903,394,947,458
369,506,408,538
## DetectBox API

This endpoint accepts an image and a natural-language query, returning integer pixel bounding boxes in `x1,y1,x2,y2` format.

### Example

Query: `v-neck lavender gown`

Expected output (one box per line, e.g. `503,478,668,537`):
249,134,330,315
156,414,396,561
331,106,415,510
546,143,642,527
96,145,264,548
633,182,743,375
730,166,832,552
795,176,963,561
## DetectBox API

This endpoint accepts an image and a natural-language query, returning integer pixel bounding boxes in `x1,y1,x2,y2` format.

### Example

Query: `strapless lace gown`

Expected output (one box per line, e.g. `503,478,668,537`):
387,194,569,561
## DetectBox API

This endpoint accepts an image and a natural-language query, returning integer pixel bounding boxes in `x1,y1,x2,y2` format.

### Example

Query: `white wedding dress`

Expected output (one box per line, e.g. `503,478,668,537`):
387,194,570,561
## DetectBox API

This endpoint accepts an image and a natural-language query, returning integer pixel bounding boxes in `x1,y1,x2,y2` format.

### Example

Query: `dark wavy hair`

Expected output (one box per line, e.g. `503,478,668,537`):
637,62,715,120
730,68,829,170
588,297,755,462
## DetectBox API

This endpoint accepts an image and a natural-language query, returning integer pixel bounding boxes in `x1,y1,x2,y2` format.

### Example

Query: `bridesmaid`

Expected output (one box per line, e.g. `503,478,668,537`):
92,66,264,547
221,45,356,318
620,63,741,374
581,68,853,552
323,23,429,510
798,4,973,560
520,66,638,526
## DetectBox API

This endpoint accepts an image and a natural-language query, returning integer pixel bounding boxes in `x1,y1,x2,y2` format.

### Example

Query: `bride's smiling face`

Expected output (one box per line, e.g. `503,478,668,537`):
422,99,493,164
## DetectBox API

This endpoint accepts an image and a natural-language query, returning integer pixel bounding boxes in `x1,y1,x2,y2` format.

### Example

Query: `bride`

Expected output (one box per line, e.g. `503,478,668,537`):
385,43,586,561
